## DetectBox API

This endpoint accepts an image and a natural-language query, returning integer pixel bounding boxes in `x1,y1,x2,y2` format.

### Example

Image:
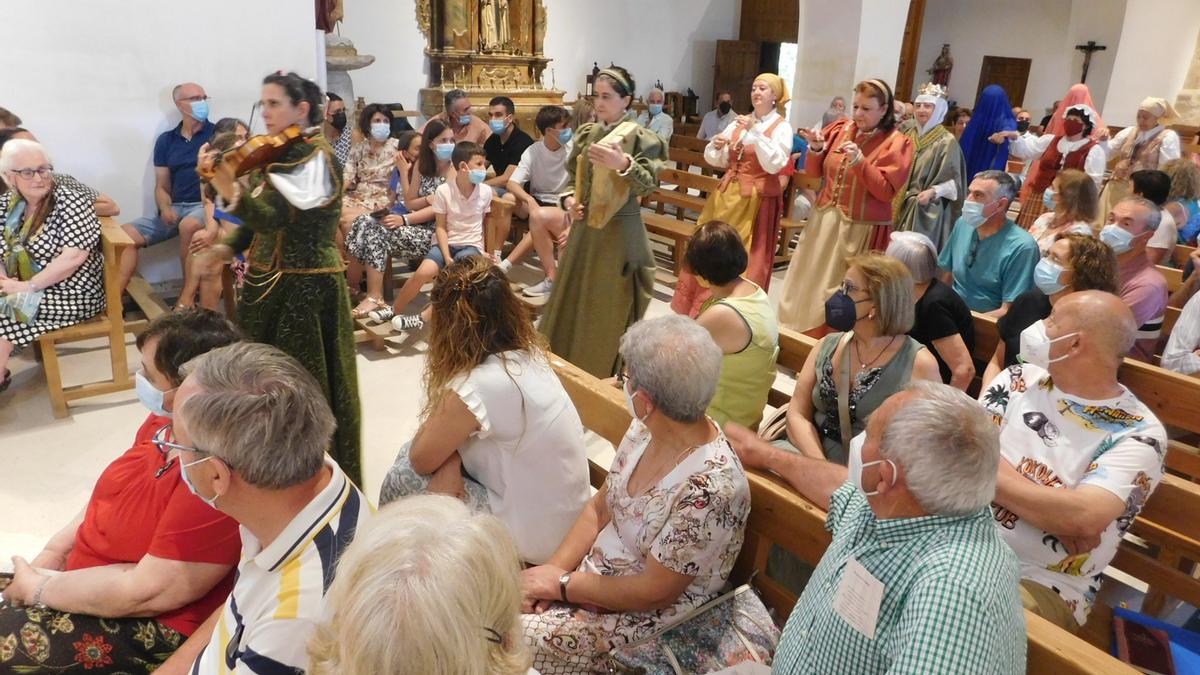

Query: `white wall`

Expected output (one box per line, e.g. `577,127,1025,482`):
340,0,741,114
853,0,910,90
1101,0,1200,126
2,0,319,282
1064,0,1127,116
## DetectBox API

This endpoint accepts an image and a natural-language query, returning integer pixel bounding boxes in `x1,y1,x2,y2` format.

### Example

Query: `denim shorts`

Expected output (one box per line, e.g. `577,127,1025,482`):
130,201,205,246
424,244,482,268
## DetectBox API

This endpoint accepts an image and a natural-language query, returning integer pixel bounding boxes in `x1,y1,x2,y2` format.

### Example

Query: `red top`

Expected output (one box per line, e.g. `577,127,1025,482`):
66,414,241,635
807,118,914,223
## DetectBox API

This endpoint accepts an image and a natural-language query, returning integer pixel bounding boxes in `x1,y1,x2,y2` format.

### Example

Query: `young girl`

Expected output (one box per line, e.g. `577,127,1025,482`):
177,131,243,311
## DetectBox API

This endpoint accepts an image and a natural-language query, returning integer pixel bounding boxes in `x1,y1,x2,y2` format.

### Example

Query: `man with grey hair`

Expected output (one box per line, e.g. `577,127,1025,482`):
420,88,492,144
745,381,1025,673
637,87,674,142
981,290,1166,632
154,342,370,675
937,169,1039,317
1103,195,1168,361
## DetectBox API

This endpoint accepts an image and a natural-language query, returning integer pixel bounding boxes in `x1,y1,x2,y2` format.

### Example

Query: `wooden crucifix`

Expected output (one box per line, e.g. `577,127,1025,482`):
1074,40,1107,84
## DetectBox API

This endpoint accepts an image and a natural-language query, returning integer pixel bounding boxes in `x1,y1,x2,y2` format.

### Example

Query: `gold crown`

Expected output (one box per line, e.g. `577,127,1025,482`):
917,82,947,99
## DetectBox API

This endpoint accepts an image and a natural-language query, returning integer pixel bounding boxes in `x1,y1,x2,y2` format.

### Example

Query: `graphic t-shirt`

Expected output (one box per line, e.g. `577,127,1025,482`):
979,364,1167,625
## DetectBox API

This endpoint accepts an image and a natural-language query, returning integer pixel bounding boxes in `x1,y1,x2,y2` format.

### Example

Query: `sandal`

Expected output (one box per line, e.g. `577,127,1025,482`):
351,297,386,320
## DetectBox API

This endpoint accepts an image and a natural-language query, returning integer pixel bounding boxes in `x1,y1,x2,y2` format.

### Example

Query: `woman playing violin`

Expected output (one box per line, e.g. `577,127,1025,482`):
197,71,362,485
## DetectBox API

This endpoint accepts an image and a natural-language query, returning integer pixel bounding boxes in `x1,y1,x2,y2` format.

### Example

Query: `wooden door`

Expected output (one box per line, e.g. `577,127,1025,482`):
894,0,926,102
715,40,761,113
976,56,1031,107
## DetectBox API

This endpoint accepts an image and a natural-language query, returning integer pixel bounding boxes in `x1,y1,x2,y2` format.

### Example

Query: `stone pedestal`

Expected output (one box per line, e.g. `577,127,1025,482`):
325,34,375,112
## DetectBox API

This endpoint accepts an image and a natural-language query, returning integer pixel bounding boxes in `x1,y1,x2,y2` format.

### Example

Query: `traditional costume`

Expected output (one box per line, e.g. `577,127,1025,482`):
671,73,792,317
777,79,914,332
958,84,1016,183
894,83,965,249
540,69,668,378
1097,97,1181,221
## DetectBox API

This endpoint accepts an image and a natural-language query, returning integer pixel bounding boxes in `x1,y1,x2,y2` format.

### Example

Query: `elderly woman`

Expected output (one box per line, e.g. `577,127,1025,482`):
982,232,1118,383
1027,168,1098,252
0,309,241,670
886,232,975,390
636,87,674,142
0,139,105,392
380,257,590,565
308,496,532,675
0,128,120,217
520,315,751,673
1096,97,1181,220
1164,158,1200,246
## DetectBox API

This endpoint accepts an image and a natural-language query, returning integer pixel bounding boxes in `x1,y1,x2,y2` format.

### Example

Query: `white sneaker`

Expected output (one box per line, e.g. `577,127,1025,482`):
522,278,554,297
391,314,425,331
497,258,513,274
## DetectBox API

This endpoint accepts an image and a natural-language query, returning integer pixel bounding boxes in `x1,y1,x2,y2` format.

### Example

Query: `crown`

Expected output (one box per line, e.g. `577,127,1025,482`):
917,82,947,99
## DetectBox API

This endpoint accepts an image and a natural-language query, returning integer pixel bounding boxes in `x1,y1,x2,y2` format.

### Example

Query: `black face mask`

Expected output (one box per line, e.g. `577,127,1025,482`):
1016,119,1030,133
718,101,732,115
330,111,347,131
824,290,861,332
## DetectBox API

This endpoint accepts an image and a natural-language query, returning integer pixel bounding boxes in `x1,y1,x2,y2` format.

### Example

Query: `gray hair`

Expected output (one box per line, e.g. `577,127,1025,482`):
886,232,939,283
1118,195,1162,232
975,169,1017,204
179,342,334,489
444,88,469,112
880,381,999,516
0,139,50,174
619,316,722,423
647,87,665,102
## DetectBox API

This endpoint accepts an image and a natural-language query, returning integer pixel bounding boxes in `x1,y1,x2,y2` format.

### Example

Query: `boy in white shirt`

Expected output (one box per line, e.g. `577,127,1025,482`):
380,141,492,331
497,105,573,297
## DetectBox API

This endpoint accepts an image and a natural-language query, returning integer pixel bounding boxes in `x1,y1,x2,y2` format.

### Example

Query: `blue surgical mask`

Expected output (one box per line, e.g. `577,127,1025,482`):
458,114,473,126
190,100,209,122
179,455,219,508
370,122,391,141
136,370,172,418
1033,257,1067,295
435,142,455,161
558,128,574,145
1042,189,1057,212
1100,223,1135,254
648,103,664,117
489,119,507,134
468,168,487,184
959,200,989,229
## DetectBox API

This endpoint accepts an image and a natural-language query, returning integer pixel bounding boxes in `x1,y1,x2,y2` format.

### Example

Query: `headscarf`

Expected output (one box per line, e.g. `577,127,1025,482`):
754,73,791,116
1022,83,1105,203
913,83,948,136
958,84,1016,182
1139,97,1178,123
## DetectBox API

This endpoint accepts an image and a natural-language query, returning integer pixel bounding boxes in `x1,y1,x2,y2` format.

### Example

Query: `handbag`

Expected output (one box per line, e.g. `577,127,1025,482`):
758,331,855,451
604,583,780,675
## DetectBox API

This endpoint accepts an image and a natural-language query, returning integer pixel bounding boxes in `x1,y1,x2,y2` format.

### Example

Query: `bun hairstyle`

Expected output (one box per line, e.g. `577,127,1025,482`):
262,71,324,127
855,78,897,131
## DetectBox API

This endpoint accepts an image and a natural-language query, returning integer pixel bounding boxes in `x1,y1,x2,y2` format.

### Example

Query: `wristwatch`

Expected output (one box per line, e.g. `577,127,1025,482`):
558,572,572,602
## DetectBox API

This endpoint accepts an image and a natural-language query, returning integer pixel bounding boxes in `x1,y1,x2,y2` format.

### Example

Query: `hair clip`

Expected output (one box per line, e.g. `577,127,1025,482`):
483,627,504,645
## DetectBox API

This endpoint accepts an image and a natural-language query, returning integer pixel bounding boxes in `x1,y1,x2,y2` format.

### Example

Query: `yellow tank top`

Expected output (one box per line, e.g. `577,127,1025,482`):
704,285,780,430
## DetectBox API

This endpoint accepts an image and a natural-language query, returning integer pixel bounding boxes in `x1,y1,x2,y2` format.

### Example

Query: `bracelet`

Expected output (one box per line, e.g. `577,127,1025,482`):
31,576,50,609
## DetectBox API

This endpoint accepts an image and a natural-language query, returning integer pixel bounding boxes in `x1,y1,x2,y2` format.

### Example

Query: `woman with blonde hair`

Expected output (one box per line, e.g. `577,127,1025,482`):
1164,157,1200,245
379,256,590,564
308,495,533,675
1027,168,1098,252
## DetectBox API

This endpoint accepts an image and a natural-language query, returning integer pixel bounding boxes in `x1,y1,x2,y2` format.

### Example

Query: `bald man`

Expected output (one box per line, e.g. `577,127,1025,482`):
979,290,1166,632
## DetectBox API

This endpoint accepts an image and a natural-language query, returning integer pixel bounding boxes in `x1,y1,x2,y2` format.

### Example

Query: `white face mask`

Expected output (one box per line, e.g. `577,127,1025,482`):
1018,319,1078,369
179,455,219,508
623,379,650,424
847,433,896,498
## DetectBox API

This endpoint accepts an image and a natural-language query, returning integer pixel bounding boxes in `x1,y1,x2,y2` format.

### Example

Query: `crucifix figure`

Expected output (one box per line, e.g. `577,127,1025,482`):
1074,40,1107,83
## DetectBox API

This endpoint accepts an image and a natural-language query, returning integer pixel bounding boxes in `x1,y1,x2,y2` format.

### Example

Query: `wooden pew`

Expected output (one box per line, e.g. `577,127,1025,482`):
669,147,722,176
1172,244,1196,268
669,134,709,154
776,173,822,264
676,122,700,138
1159,264,1183,295
641,169,720,275
549,353,1137,674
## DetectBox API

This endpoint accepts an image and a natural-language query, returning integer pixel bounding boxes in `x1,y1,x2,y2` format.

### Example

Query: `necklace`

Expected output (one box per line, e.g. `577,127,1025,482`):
853,335,898,373
632,440,701,496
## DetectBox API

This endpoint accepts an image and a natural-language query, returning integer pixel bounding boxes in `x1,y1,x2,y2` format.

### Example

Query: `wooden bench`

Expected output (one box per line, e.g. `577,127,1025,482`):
669,134,709,154
549,353,1138,674
669,147,723,176
676,122,700,138
37,218,136,418
642,169,720,275
776,173,822,264
1171,244,1195,268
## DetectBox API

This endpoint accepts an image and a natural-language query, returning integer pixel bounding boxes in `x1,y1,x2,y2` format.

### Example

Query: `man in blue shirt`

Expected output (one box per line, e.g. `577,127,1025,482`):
120,82,215,294
938,170,1038,317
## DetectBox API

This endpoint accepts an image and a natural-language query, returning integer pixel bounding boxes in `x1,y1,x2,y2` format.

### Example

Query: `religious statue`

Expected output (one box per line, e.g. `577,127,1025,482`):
315,0,344,31
481,0,499,50
498,0,511,48
927,44,953,86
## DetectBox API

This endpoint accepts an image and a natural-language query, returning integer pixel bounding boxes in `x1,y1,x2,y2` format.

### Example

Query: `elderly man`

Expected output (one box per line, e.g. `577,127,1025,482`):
698,91,736,140
420,88,492,144
120,82,215,294
731,382,1025,673
152,342,370,675
324,92,351,167
1102,196,1168,361
938,170,1039,317
982,290,1166,631
637,87,674,142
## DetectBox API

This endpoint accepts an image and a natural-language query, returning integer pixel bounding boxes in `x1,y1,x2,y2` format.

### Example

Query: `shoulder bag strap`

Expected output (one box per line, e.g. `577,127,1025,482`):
835,331,855,452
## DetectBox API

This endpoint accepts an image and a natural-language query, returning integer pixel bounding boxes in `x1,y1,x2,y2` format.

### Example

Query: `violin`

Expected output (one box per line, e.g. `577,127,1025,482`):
198,126,305,180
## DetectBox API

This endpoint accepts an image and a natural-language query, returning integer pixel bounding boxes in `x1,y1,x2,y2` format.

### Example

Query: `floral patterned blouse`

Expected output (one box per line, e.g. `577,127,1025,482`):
343,137,399,212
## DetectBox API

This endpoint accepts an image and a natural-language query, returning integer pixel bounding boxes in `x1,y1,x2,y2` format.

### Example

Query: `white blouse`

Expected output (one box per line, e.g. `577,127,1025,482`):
1009,133,1107,188
1099,125,1181,165
703,109,793,174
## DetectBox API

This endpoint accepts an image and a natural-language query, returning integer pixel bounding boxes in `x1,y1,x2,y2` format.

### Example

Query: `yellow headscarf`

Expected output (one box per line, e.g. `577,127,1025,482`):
1138,97,1178,123
754,73,791,115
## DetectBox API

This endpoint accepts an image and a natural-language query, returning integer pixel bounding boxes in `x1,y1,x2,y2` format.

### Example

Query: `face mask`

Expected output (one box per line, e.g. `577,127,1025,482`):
718,102,732,115
824,290,862,332
434,143,455,161
648,104,664,117
1100,223,1135,255
370,122,391,141
467,168,487,184
189,100,209,122
458,114,473,126
623,380,650,424
1016,119,1030,133
1019,320,1078,368
558,128,573,145
489,119,508,134
330,111,347,131
1042,189,1057,212
847,434,896,498
1063,119,1085,137
179,455,219,508
1033,257,1067,295
959,200,992,229
136,370,172,418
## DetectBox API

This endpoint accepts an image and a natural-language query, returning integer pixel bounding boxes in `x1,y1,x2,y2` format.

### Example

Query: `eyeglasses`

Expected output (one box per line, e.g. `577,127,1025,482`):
150,424,230,466
10,166,53,180
179,95,210,103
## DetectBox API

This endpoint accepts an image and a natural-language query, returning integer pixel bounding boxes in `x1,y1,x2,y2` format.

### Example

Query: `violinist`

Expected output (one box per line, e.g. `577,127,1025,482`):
196,71,363,486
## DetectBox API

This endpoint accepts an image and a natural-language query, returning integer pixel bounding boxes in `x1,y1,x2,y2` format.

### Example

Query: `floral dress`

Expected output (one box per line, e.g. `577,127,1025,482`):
521,419,751,674
342,137,399,212
345,171,444,272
